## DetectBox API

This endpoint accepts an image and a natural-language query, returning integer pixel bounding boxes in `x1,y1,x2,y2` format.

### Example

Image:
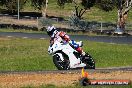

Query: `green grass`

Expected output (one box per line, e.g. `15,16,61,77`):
83,41,132,67
0,37,132,71
0,37,56,71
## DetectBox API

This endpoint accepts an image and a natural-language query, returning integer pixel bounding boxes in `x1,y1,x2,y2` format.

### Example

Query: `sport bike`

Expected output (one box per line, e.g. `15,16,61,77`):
48,41,95,70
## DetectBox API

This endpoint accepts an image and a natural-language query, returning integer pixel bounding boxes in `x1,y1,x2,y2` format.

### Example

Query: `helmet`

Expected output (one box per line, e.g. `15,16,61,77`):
47,26,56,37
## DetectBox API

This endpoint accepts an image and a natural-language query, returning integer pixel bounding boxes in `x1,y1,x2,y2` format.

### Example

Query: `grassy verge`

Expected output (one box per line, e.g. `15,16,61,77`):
0,37,132,71
0,37,55,71
83,41,132,68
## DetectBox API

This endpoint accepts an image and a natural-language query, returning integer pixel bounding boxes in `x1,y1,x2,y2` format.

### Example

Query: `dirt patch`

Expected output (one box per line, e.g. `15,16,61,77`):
0,16,37,26
0,71,132,88
0,37,11,41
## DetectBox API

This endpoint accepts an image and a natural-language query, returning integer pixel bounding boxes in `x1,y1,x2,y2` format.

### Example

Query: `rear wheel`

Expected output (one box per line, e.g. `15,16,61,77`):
53,53,70,70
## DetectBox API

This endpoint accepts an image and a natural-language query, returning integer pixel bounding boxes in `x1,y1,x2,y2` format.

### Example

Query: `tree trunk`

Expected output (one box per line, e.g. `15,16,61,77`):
74,6,86,19
42,0,48,17
116,0,132,34
116,9,125,33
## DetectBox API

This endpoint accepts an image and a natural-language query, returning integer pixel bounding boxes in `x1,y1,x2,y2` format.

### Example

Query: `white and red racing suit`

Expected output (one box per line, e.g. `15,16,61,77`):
50,31,84,55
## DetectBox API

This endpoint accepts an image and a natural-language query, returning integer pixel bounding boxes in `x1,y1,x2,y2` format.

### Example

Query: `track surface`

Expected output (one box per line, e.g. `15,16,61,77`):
0,32,132,44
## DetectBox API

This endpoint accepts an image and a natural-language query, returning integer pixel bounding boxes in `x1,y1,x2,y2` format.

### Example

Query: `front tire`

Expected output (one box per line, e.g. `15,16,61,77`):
83,53,95,69
53,54,70,70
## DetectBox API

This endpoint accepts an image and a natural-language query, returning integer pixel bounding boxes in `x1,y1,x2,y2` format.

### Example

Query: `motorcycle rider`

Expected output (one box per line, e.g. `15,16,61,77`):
46,25,86,56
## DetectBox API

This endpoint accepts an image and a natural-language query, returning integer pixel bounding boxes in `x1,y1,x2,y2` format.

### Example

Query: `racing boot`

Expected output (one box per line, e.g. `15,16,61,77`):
82,51,86,56
77,41,83,47
76,47,86,56
76,63,86,68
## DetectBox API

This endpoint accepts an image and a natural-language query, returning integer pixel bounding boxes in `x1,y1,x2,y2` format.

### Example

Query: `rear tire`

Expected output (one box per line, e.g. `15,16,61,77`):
53,54,70,70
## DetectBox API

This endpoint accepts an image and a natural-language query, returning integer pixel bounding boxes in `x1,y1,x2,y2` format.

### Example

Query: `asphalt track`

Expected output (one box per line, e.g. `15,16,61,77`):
0,32,132,44
0,66,132,75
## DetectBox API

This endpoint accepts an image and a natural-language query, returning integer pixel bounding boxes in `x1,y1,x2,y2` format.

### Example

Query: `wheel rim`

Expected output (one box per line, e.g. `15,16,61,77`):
83,55,95,68
56,55,70,69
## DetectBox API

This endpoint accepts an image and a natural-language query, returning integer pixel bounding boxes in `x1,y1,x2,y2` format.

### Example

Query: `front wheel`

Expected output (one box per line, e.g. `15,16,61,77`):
82,53,95,69
53,53,70,70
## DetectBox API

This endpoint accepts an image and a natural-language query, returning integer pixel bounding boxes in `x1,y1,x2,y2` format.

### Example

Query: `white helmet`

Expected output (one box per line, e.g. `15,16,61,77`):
47,26,56,37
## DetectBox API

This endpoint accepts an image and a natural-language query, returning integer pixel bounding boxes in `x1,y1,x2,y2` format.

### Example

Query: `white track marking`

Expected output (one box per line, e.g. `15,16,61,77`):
40,38,45,40
7,36,12,38
23,37,28,39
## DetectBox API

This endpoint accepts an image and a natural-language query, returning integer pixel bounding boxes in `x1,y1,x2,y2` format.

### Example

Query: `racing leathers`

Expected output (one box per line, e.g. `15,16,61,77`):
50,31,85,56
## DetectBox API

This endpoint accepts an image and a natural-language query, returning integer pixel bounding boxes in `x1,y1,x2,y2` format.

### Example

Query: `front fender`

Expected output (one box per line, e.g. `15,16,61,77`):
54,50,69,60
48,46,53,55
54,53,64,61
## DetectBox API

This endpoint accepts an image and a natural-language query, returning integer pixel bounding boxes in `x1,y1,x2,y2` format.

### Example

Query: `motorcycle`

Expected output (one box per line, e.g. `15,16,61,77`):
48,40,95,70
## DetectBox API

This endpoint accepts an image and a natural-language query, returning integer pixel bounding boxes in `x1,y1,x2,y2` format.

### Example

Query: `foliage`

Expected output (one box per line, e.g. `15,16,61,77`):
0,0,27,13
97,0,130,11
57,0,72,8
69,15,117,31
98,0,115,12
31,0,46,10
81,0,131,12
81,0,96,9
31,0,72,10
38,17,53,27
115,0,126,9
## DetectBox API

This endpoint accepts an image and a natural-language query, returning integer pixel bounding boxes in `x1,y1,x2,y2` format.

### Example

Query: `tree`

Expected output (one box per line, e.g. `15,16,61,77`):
31,0,73,17
116,0,132,34
71,0,132,33
81,0,96,9
71,0,96,19
32,0,131,32
85,0,132,33
31,0,48,17
0,0,27,13
57,0,72,8
98,0,115,11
